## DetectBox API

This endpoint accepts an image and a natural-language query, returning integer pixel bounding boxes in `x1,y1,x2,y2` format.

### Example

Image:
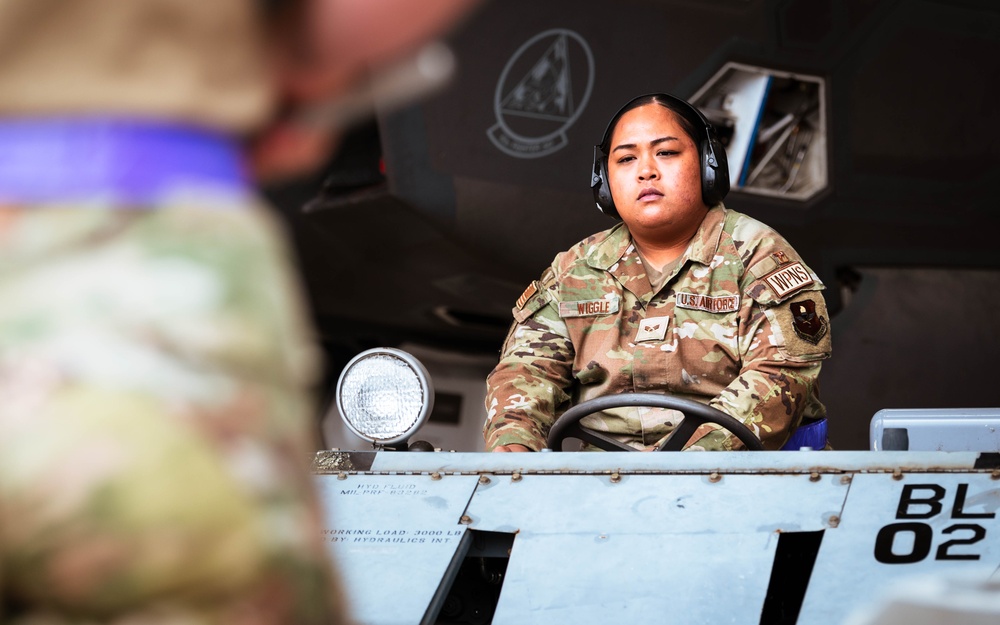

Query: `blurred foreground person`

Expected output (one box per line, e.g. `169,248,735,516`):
0,0,476,622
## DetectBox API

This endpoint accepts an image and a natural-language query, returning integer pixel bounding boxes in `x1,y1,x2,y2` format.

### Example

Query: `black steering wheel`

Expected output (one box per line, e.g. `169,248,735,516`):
546,393,765,451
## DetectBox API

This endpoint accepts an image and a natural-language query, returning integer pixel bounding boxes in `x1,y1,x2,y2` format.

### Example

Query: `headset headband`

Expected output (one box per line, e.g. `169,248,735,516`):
597,93,719,168
591,92,730,217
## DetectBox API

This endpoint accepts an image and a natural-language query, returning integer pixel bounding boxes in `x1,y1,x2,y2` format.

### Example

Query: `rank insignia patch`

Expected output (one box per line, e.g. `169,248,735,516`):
635,316,670,342
790,299,828,344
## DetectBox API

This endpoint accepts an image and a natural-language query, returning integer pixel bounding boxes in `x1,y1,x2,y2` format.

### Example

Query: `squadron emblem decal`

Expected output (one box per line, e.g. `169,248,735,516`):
487,28,595,159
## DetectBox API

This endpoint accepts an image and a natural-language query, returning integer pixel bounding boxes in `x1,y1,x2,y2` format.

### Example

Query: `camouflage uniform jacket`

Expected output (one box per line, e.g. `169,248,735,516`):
0,202,348,624
484,205,831,451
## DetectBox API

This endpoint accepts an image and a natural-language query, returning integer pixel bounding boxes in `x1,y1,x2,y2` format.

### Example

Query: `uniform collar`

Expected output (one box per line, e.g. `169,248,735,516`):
587,205,728,306
685,204,727,267
590,204,728,271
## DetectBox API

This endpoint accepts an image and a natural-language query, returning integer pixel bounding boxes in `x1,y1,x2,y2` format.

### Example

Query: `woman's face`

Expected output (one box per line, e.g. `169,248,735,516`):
607,103,709,240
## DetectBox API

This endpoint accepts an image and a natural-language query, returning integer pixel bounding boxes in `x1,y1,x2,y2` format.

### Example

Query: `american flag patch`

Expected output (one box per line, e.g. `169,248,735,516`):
516,282,538,309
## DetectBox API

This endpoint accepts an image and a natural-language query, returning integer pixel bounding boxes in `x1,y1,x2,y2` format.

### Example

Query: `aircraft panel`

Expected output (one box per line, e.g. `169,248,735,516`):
798,472,1000,624
315,474,480,625
494,532,777,625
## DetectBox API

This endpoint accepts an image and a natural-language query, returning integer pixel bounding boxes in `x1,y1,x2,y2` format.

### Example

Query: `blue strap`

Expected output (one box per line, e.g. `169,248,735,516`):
780,418,828,450
0,118,249,205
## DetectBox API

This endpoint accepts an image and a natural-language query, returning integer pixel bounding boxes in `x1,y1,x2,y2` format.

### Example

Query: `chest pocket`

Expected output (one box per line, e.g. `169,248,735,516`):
668,289,742,364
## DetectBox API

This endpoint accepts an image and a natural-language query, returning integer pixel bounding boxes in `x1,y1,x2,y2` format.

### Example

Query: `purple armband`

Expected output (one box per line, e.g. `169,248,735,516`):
0,117,249,205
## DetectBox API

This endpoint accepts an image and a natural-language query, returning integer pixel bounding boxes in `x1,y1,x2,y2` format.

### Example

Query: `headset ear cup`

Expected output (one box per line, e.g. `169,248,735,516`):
711,134,730,203
592,149,619,219
701,134,730,206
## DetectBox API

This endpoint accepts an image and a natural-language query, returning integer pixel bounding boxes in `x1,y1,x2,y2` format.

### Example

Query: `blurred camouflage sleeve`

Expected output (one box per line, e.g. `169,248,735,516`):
0,204,347,624
483,269,575,451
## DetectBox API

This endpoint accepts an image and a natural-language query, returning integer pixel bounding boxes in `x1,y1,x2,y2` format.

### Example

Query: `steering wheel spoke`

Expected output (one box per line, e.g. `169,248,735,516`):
656,416,701,451
560,422,635,452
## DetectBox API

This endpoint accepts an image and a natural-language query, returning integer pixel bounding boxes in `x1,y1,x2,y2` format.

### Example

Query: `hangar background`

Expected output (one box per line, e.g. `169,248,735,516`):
263,0,1000,451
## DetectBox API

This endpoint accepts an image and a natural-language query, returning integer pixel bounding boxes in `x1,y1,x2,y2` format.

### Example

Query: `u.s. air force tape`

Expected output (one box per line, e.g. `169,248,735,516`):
558,296,620,318
675,292,740,313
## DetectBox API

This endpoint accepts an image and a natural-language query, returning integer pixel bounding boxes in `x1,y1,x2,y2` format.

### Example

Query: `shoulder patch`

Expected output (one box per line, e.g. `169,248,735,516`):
762,261,814,298
511,267,560,323
771,250,790,265
516,282,537,310
748,249,796,280
790,299,828,344
512,281,547,323
763,293,832,361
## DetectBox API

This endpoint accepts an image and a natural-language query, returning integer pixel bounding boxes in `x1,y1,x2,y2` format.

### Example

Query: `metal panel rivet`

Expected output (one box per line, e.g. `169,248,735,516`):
809,472,821,482
840,474,853,485
479,475,491,485
431,472,442,480
828,515,840,528
892,469,903,481
992,470,1000,480
511,472,522,482
460,515,472,525
708,472,722,483
337,472,347,481
610,472,621,483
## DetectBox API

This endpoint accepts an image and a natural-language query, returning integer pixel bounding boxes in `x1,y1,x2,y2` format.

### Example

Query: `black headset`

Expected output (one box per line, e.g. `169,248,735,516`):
591,93,730,219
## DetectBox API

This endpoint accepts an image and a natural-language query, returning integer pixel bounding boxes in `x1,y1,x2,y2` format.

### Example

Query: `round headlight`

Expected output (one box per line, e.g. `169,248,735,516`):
335,348,434,446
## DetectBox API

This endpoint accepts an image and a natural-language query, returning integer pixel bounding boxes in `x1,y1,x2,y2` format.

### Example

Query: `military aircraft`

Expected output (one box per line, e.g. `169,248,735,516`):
264,0,1000,451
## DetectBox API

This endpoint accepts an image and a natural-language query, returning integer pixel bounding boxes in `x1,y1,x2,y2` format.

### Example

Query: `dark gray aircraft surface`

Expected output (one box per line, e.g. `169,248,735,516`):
265,0,1000,449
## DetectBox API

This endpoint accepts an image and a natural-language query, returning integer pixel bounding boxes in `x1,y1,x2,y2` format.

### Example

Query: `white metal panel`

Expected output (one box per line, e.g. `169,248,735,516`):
314,474,480,625
312,450,1000,624
351,449,989,476
493,532,776,625
468,473,848,624
465,473,849,533
798,473,1000,625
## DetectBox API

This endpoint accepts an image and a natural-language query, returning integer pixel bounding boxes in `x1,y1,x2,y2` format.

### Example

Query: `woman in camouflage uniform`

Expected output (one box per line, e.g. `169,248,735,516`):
484,94,831,453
